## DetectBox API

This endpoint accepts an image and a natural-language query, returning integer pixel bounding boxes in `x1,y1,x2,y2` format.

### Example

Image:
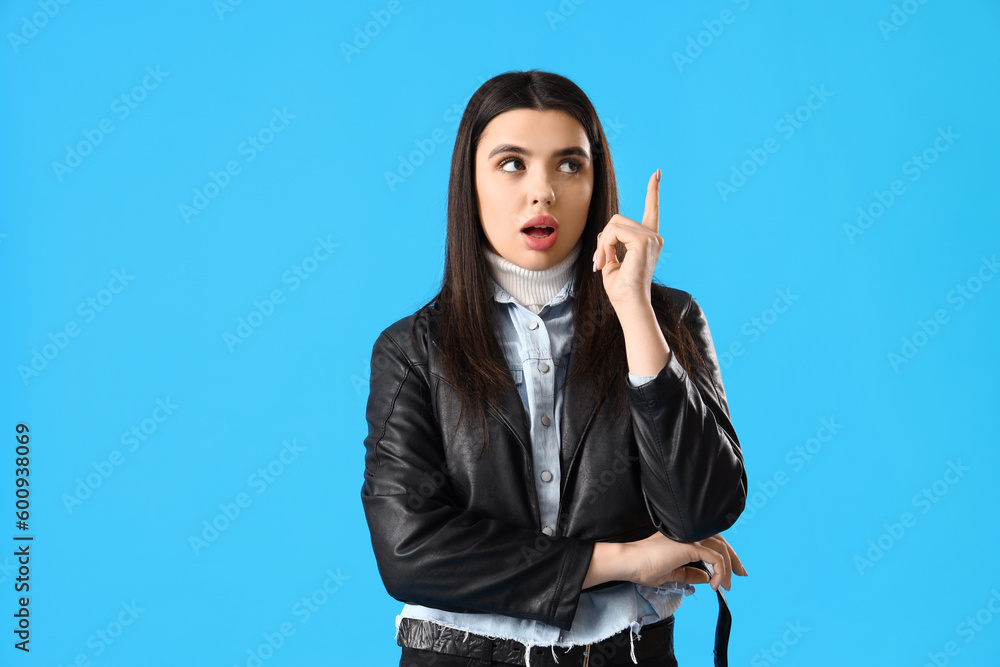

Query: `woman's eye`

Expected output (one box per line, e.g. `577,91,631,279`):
498,158,582,174
559,159,582,173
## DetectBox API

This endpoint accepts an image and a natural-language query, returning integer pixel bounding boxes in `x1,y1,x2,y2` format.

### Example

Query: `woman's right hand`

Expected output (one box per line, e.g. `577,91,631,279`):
624,531,746,591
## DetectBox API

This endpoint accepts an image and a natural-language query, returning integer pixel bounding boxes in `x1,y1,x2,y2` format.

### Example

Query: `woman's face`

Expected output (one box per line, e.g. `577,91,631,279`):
474,108,594,271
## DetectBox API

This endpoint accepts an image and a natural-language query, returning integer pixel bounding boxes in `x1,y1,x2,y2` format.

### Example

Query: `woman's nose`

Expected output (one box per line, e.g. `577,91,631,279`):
530,180,555,206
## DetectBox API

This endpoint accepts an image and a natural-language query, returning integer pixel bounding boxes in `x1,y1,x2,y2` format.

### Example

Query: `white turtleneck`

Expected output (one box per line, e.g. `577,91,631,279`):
483,240,583,314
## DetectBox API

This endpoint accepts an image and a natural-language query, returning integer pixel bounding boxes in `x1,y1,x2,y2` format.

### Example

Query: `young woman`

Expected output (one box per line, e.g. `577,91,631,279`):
362,69,748,667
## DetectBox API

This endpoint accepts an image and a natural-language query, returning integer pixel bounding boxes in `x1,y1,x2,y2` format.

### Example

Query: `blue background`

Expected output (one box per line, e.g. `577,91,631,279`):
2,0,998,665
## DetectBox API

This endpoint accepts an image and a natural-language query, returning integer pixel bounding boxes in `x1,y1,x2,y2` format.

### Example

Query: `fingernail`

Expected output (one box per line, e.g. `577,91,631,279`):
655,168,661,183
592,258,597,272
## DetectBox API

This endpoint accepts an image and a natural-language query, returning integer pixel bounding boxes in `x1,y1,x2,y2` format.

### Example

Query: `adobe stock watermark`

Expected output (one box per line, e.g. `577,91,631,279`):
232,567,349,667
672,0,752,73
188,438,306,556
51,66,169,182
843,126,959,243
179,106,295,224
750,620,809,667
222,235,340,352
61,398,179,514
351,269,626,395
54,600,145,665
854,459,970,576
920,588,1000,667
545,0,587,31
725,416,843,536
384,94,471,193
716,287,799,369
887,254,996,372
340,0,405,63
878,0,931,41
717,85,833,202
516,450,640,567
7,0,72,54
17,268,135,386
214,0,245,21
384,92,625,192
402,459,456,511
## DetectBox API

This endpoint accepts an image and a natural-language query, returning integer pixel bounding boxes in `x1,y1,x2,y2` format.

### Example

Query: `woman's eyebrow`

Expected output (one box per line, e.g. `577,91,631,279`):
487,144,591,160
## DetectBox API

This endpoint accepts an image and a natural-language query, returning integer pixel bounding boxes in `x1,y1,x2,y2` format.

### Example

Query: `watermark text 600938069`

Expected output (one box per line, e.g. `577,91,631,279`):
13,423,33,653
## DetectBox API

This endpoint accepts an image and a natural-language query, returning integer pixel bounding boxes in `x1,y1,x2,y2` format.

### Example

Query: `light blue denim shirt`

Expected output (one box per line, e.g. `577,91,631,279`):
397,270,696,664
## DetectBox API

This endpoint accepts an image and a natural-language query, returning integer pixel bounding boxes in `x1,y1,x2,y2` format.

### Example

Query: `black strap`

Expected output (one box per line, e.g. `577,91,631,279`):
684,560,731,667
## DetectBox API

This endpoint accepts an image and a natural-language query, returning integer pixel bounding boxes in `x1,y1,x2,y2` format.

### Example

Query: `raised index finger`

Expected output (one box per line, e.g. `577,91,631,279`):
642,168,660,234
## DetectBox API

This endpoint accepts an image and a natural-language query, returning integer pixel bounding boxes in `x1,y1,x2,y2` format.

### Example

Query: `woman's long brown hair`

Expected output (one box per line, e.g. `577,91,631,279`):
410,69,707,459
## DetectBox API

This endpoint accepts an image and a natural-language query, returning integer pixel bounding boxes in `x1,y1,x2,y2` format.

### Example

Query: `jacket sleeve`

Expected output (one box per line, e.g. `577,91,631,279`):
627,295,748,543
360,330,596,630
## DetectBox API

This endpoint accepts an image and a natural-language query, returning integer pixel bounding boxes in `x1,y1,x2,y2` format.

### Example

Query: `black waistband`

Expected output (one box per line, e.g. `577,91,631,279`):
398,576,731,667
398,614,673,666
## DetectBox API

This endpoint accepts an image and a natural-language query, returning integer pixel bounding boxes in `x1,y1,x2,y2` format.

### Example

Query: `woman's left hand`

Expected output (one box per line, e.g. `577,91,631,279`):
634,531,748,592
592,169,664,311
690,533,748,592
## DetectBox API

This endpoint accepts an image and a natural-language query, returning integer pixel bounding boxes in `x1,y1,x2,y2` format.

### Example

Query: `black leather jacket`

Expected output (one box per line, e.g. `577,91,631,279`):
361,285,747,634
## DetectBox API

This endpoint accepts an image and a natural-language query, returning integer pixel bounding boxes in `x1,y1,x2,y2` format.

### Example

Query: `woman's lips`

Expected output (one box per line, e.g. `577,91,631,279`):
521,227,558,250
521,216,559,251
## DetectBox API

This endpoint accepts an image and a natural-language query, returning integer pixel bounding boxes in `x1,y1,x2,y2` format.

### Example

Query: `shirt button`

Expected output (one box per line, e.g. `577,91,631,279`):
541,526,553,536
538,361,549,373
540,470,553,482
528,321,539,330
541,414,551,426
